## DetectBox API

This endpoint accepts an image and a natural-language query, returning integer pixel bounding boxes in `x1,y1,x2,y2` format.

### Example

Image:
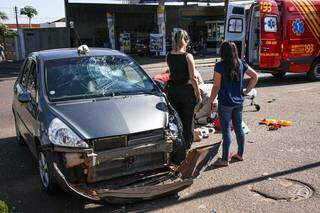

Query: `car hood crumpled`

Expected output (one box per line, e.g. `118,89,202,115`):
50,94,168,139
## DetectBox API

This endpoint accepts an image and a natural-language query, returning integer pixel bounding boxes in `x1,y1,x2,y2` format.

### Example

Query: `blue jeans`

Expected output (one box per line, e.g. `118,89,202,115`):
218,104,245,161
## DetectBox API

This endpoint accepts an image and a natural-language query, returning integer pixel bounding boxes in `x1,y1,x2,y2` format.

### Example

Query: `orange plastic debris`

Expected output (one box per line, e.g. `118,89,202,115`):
277,120,293,126
260,119,293,127
259,119,277,125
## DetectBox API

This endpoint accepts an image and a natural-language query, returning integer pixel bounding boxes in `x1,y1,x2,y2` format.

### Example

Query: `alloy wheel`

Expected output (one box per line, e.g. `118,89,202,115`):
39,152,50,188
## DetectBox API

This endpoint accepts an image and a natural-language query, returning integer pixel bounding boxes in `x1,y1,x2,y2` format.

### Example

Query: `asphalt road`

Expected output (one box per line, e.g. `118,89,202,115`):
0,63,320,213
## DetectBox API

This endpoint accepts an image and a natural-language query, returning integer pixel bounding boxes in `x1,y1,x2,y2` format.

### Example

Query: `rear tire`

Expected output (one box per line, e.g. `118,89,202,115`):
307,59,320,81
38,150,61,194
272,72,286,78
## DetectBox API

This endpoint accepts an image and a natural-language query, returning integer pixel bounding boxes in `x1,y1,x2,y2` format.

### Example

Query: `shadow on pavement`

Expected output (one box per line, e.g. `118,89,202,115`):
255,73,312,88
143,161,320,211
0,61,22,80
1,135,319,212
0,136,127,213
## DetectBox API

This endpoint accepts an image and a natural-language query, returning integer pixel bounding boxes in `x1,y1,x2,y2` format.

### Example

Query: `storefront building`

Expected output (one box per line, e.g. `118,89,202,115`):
65,0,244,55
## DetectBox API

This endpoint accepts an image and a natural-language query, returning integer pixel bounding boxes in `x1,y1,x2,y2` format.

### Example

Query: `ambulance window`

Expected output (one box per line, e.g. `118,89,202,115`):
228,18,243,33
232,7,245,15
264,16,277,32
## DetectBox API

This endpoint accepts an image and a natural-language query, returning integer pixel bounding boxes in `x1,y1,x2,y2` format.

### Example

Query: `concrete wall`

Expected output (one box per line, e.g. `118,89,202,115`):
18,27,70,58
40,22,66,28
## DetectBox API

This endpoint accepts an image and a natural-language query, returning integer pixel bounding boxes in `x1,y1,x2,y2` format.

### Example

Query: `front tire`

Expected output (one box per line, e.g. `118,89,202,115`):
38,151,60,194
307,59,320,81
272,72,286,78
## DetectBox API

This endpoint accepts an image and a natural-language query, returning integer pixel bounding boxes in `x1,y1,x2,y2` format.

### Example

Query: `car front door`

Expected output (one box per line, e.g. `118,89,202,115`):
13,57,39,155
23,58,40,156
13,58,32,144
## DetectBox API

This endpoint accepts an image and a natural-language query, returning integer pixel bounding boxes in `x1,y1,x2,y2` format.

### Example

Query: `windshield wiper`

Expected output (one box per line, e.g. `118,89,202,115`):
115,88,158,96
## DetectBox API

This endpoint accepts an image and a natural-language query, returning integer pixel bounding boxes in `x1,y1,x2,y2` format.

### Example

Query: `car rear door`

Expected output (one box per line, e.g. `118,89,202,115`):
259,0,282,68
224,4,246,58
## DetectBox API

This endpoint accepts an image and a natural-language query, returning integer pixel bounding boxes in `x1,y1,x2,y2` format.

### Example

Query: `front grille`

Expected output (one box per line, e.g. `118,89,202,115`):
93,153,165,182
90,129,164,151
92,136,127,152
88,129,167,182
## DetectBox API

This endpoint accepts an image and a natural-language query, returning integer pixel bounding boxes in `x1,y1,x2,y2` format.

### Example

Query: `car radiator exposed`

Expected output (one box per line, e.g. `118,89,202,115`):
87,129,168,182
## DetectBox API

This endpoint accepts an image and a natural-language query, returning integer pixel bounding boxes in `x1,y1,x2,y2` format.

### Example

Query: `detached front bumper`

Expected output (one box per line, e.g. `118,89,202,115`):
52,142,221,204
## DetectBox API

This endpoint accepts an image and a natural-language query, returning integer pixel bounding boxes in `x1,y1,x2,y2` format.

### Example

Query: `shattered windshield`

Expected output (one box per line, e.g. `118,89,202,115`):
45,55,156,101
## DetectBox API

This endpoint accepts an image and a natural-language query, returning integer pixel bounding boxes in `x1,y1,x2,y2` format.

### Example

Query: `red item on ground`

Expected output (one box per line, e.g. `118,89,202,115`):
153,70,170,83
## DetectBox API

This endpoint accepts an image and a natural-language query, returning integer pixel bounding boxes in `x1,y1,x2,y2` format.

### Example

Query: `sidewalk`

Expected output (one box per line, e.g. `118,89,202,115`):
136,56,219,73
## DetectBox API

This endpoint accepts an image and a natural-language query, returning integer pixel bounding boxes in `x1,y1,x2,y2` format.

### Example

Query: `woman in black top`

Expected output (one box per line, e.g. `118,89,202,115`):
166,29,202,149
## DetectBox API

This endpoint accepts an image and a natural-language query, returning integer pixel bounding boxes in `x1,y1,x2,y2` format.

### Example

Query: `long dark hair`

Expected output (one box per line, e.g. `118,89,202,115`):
220,41,240,81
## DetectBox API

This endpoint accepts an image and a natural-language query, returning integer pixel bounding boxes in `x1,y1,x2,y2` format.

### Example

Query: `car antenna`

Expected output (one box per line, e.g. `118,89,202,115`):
74,27,83,46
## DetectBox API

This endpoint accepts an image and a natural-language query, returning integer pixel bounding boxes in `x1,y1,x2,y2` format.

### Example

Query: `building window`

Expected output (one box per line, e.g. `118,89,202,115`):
228,18,243,33
264,16,277,32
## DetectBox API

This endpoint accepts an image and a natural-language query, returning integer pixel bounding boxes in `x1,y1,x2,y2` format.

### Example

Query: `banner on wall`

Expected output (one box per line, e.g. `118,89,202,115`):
157,4,166,56
150,33,164,52
107,12,115,49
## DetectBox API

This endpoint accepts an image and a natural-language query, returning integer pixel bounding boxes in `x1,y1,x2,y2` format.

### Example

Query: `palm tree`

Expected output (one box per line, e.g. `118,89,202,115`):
0,11,8,22
20,6,38,28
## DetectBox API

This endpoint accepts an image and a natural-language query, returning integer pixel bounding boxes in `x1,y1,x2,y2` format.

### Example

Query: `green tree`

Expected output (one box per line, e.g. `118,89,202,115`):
20,6,38,28
0,23,16,44
0,11,8,22
0,23,9,43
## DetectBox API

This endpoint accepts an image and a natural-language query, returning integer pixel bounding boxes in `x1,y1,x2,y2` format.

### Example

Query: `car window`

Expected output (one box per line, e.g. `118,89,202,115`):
21,58,32,88
228,18,243,33
44,55,156,101
26,60,37,102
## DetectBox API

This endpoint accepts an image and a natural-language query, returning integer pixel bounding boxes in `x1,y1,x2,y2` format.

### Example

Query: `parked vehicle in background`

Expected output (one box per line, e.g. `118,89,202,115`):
11,46,220,203
225,0,320,80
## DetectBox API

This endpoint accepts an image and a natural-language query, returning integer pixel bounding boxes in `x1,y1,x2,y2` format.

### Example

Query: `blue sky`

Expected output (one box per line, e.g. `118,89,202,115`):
0,0,65,24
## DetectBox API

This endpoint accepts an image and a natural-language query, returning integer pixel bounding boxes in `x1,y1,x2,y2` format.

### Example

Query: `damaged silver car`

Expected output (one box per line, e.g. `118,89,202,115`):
12,47,220,203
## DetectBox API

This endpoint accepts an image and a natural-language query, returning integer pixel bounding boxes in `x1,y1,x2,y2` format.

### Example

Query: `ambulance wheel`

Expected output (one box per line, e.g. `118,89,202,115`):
307,59,320,81
272,72,286,78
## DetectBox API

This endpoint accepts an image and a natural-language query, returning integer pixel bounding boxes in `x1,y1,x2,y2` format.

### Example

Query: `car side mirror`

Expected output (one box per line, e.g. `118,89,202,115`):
18,91,32,103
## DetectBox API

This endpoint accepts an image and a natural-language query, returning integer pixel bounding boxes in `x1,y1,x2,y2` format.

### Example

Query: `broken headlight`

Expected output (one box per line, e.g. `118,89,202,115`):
48,118,89,148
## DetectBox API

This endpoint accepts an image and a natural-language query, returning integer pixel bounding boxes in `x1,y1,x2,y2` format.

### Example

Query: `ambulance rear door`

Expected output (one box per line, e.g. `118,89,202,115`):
259,0,282,68
224,4,246,59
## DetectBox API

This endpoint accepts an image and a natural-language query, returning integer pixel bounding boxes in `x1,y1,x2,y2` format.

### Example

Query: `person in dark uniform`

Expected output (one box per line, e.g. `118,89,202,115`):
166,29,202,149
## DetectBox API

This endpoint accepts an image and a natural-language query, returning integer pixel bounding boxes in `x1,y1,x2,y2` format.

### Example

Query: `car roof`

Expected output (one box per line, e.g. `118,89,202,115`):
35,48,127,61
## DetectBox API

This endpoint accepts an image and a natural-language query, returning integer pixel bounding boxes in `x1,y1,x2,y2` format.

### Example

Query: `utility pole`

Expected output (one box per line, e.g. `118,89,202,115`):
224,0,229,16
14,6,19,29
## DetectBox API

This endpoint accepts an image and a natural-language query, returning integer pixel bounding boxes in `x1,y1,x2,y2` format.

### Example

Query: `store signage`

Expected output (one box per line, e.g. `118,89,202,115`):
150,33,164,52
